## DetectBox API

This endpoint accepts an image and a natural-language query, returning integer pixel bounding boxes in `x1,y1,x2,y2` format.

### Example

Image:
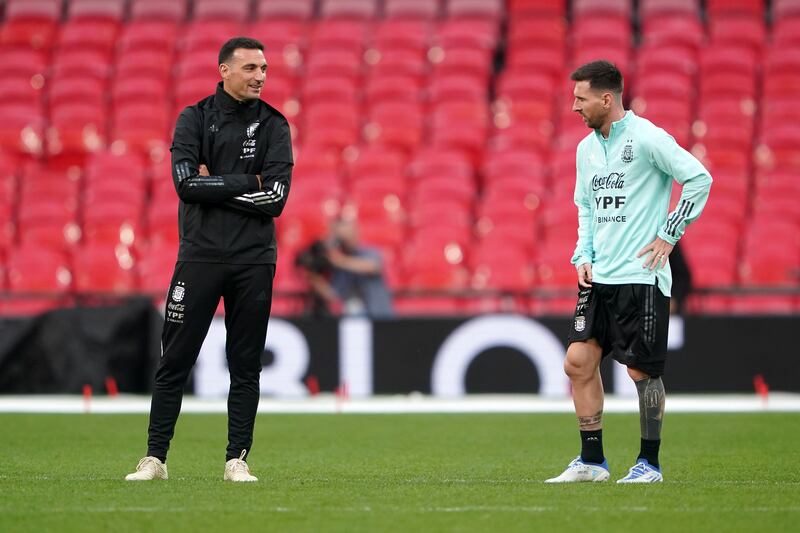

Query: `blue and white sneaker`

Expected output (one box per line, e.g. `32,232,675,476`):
616,459,663,483
545,456,610,483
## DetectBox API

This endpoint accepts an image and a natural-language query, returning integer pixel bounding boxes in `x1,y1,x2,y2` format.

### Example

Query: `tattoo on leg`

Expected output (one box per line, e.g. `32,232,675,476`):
578,410,603,429
636,377,665,440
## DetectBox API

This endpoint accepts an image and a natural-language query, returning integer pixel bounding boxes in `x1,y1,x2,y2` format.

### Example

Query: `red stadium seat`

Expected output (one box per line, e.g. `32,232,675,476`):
401,239,470,291
111,79,169,108
301,103,361,150
52,50,113,81
446,0,504,20
364,103,424,152
431,48,493,83
508,0,566,16
572,0,632,17
111,103,172,157
319,0,378,19
345,146,407,182
367,48,429,82
709,16,766,52
17,199,80,250
0,49,47,81
118,21,179,54
0,78,44,109
5,0,62,22
371,20,432,52
410,175,476,210
137,242,178,295
257,0,315,19
483,150,546,184
507,16,566,51
409,148,473,182
309,20,370,55
2,246,73,315
68,0,126,22
364,75,423,107
302,76,359,106
383,0,440,19
706,0,764,17
82,200,144,248
700,72,757,101
0,19,58,50
640,14,704,51
637,45,697,78
48,102,108,157
470,246,534,291
115,50,175,82
84,149,146,176
0,104,45,157
178,21,242,55
699,45,758,78
772,14,800,46
429,75,487,104
305,49,364,79
129,0,188,22
57,20,119,54
639,0,699,19
72,243,138,295
436,20,500,51
194,0,251,20
573,16,633,50
506,48,567,82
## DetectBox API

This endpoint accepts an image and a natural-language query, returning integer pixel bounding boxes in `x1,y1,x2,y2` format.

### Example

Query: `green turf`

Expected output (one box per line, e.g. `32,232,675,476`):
1,412,798,532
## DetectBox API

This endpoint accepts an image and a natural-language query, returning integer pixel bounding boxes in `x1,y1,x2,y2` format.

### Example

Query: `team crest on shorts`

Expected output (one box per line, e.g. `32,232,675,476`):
621,141,634,163
172,282,186,302
574,316,586,332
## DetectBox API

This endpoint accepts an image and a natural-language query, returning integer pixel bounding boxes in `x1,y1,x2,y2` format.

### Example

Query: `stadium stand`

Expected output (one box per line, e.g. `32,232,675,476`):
0,0,798,316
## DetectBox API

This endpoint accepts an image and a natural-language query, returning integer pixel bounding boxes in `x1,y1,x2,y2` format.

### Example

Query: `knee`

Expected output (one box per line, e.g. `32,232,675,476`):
564,356,593,382
627,366,650,382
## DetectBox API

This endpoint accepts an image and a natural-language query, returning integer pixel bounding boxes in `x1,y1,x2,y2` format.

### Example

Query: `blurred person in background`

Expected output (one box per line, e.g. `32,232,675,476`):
668,242,692,315
546,61,711,485
296,218,394,319
125,37,293,483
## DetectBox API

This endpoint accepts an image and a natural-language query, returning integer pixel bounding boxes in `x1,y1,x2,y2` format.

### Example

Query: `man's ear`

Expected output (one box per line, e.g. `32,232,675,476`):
219,63,229,80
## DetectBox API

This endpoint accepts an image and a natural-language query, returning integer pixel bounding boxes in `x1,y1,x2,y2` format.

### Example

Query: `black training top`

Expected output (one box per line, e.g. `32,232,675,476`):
170,82,294,265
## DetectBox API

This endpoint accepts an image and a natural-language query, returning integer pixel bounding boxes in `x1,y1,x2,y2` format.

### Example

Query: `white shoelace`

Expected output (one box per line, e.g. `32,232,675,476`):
229,450,250,475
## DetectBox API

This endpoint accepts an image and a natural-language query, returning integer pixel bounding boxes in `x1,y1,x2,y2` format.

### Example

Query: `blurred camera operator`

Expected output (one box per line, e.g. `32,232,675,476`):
296,218,394,318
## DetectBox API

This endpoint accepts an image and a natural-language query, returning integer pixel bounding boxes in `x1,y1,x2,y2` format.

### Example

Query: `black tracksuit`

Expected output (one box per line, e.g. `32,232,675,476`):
147,82,293,463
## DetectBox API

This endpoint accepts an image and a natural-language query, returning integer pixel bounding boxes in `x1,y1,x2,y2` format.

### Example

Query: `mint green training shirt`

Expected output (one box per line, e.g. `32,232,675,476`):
571,110,713,297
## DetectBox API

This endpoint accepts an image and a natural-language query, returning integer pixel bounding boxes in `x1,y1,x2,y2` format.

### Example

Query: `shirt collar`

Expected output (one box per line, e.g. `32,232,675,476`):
595,109,634,141
214,82,259,113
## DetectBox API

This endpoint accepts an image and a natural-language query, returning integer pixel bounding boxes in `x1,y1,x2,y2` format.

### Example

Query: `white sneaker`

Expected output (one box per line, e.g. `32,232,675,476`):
616,459,663,483
125,456,168,481
545,456,610,483
224,450,258,482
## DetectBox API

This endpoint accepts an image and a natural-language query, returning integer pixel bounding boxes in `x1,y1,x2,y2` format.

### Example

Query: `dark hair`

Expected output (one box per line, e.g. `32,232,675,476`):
218,37,264,65
570,60,623,94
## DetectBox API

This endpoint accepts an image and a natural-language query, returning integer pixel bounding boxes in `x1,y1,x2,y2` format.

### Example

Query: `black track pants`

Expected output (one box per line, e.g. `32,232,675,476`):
146,261,274,462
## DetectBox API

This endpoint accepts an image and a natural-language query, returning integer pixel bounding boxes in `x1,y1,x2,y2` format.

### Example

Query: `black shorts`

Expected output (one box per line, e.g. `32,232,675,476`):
567,282,670,376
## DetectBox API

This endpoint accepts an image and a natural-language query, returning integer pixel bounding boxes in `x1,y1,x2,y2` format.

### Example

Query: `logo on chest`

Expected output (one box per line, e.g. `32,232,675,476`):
621,139,634,163
240,122,260,160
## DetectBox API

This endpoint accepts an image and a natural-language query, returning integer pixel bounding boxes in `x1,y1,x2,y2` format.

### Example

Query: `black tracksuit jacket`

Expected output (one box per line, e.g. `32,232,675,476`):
170,82,294,264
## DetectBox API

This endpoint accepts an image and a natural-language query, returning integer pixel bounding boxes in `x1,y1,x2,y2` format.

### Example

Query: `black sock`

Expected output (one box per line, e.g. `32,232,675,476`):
639,438,660,468
580,430,604,464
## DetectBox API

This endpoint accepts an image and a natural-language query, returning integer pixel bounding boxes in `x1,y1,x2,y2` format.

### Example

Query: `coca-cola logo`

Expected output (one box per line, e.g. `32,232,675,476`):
592,172,625,191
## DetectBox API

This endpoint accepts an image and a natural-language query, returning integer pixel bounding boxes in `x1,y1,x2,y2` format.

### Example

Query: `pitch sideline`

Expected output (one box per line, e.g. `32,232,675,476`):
0,393,798,414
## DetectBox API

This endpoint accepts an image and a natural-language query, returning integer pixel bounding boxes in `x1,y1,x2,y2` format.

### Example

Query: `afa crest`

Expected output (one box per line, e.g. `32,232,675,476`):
621,142,634,163
172,283,185,302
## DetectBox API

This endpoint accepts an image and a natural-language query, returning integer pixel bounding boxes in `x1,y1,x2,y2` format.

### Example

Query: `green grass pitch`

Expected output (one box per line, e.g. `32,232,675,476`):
1,412,798,532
